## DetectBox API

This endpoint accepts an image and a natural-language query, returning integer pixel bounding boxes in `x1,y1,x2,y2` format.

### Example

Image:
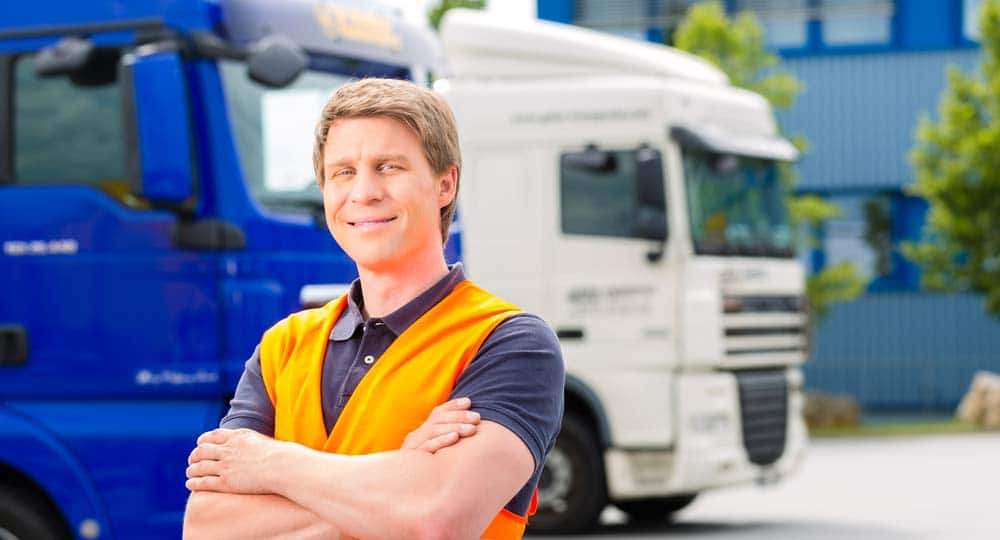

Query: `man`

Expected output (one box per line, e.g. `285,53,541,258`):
183,78,564,539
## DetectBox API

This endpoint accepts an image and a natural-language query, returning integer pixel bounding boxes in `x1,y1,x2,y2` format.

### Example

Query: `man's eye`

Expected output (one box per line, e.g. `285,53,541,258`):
380,163,400,172
333,169,355,178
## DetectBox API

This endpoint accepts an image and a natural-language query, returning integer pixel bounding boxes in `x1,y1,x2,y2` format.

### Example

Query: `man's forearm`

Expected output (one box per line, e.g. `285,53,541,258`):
268,448,462,540
265,424,530,540
183,491,342,540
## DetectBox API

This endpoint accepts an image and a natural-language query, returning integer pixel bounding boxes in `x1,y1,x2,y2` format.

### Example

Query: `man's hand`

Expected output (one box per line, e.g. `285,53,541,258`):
401,397,480,453
186,428,287,494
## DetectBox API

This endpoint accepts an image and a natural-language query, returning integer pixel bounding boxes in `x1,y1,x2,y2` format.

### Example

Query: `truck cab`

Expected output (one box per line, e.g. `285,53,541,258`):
0,1,439,538
439,10,808,532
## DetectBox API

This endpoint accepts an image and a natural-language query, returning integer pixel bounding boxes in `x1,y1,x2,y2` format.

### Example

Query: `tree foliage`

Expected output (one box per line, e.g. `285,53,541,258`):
428,0,486,31
673,1,799,108
806,261,866,320
673,1,862,321
906,0,1000,315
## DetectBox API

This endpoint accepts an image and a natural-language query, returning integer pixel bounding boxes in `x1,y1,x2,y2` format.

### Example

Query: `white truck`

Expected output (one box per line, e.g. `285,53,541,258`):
437,10,808,532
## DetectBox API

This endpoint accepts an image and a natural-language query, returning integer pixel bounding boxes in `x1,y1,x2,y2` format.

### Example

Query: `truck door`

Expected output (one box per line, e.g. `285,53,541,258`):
549,144,679,446
0,40,220,538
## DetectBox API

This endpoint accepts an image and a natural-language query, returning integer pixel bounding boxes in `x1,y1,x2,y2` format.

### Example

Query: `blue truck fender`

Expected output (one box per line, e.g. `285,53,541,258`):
0,406,110,539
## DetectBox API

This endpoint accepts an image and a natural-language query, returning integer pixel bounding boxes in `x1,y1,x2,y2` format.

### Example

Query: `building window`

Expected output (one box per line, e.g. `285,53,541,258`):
573,0,699,43
964,0,982,41
820,0,893,46
738,0,810,49
862,195,892,278
738,0,894,49
822,195,878,280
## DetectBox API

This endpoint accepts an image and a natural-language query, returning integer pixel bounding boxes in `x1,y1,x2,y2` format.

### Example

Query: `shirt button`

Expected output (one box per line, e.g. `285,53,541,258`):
363,355,375,365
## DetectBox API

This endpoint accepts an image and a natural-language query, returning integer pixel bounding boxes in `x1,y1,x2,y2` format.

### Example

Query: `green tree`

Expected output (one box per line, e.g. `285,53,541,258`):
905,0,1000,315
428,0,486,31
673,1,863,321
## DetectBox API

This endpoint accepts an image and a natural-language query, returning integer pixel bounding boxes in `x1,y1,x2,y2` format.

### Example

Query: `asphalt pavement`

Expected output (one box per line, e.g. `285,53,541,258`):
530,432,1000,539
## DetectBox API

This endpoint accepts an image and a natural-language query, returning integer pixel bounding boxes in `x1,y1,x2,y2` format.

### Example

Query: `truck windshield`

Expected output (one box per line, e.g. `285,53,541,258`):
682,149,794,258
219,60,353,212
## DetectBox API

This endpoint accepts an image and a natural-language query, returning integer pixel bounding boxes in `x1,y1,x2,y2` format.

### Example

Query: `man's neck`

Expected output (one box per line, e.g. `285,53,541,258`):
356,252,450,319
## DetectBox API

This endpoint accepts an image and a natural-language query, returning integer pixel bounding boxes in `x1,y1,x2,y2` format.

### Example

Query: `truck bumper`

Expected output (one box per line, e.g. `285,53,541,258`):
605,367,808,500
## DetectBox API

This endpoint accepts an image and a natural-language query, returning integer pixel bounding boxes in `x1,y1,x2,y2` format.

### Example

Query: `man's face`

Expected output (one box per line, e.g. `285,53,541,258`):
320,116,455,272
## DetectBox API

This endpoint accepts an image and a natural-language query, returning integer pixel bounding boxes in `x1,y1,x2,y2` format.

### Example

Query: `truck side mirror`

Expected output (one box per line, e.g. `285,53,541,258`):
634,206,667,241
123,48,194,203
636,147,666,209
634,148,667,242
190,32,307,88
34,37,95,77
247,35,308,88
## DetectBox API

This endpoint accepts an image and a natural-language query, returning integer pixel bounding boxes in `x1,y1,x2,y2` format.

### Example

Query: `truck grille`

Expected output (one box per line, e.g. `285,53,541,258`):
722,295,807,366
735,369,788,466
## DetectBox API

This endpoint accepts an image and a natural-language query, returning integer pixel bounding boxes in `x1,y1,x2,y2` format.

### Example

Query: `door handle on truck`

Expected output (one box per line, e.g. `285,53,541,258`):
172,219,246,251
0,325,29,366
556,328,585,340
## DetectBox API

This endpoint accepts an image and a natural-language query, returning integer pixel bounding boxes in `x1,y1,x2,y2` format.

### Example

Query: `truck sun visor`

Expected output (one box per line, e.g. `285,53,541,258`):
670,124,799,162
221,0,443,71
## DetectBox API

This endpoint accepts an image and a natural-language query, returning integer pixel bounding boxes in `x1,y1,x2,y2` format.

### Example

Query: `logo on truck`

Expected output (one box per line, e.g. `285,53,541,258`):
3,239,78,256
315,4,402,51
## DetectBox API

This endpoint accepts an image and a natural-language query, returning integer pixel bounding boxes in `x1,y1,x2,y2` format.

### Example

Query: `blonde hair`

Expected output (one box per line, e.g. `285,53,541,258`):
313,78,461,244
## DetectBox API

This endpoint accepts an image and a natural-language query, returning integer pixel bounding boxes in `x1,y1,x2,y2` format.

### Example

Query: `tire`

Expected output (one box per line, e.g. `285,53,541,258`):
616,494,698,523
0,486,67,540
527,412,607,534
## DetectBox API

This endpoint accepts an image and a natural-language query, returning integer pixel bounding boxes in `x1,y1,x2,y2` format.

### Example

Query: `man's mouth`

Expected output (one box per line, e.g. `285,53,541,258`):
347,217,397,228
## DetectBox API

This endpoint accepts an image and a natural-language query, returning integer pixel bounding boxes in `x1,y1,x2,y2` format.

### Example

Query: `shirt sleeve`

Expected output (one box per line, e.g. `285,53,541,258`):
449,313,565,475
219,346,275,436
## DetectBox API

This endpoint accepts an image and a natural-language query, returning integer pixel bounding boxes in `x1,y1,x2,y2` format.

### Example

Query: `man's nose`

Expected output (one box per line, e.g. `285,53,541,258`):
349,168,385,203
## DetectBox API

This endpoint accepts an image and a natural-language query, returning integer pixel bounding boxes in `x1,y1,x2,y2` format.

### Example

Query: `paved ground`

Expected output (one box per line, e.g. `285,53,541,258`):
530,432,1000,539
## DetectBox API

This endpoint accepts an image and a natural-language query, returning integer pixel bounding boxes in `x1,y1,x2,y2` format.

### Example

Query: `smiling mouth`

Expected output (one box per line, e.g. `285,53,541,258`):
348,217,398,227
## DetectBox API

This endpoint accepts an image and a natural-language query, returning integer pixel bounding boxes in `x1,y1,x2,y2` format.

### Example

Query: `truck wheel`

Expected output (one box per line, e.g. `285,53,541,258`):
617,494,697,523
0,486,67,540
528,412,607,534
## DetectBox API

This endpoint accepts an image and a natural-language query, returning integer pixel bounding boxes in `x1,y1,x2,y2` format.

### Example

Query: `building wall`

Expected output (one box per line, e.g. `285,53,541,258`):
808,293,1000,411
779,49,979,191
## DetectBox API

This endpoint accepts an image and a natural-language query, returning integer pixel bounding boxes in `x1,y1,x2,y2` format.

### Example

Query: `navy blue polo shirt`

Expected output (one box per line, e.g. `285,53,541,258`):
221,264,565,515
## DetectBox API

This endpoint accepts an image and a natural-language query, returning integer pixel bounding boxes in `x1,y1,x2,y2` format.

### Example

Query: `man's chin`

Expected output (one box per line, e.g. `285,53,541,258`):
348,250,405,273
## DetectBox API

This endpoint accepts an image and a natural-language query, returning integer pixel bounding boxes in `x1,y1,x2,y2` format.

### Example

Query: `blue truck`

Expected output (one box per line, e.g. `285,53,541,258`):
0,1,447,538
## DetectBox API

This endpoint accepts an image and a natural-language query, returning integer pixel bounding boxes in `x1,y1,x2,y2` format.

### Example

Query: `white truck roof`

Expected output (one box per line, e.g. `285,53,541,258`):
439,8,728,85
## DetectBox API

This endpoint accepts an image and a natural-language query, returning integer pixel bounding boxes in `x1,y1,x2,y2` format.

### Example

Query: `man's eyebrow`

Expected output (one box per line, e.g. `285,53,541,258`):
325,156,355,170
372,154,412,164
324,154,412,168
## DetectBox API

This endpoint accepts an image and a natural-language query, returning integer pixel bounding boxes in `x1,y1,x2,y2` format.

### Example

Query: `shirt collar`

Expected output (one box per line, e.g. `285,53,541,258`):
329,263,466,341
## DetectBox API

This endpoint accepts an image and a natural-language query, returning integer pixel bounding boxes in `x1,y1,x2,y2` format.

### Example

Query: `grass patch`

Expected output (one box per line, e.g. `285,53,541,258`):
809,419,984,438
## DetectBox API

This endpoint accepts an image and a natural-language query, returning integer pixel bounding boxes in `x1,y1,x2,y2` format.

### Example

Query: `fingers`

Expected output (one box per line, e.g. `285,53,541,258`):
186,476,225,492
432,397,472,414
432,410,481,425
196,429,231,445
188,443,226,465
186,459,221,479
417,431,460,453
426,422,477,438
401,399,480,452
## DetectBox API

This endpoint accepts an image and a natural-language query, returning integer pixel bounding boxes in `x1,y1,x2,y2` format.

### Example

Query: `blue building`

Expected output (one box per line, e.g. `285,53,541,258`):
537,0,1000,412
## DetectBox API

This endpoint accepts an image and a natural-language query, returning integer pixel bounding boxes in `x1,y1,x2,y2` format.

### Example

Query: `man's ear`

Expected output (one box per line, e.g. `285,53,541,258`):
437,165,459,208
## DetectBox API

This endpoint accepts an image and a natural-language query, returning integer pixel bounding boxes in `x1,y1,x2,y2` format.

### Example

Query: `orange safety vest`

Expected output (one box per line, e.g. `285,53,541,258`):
259,279,536,539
